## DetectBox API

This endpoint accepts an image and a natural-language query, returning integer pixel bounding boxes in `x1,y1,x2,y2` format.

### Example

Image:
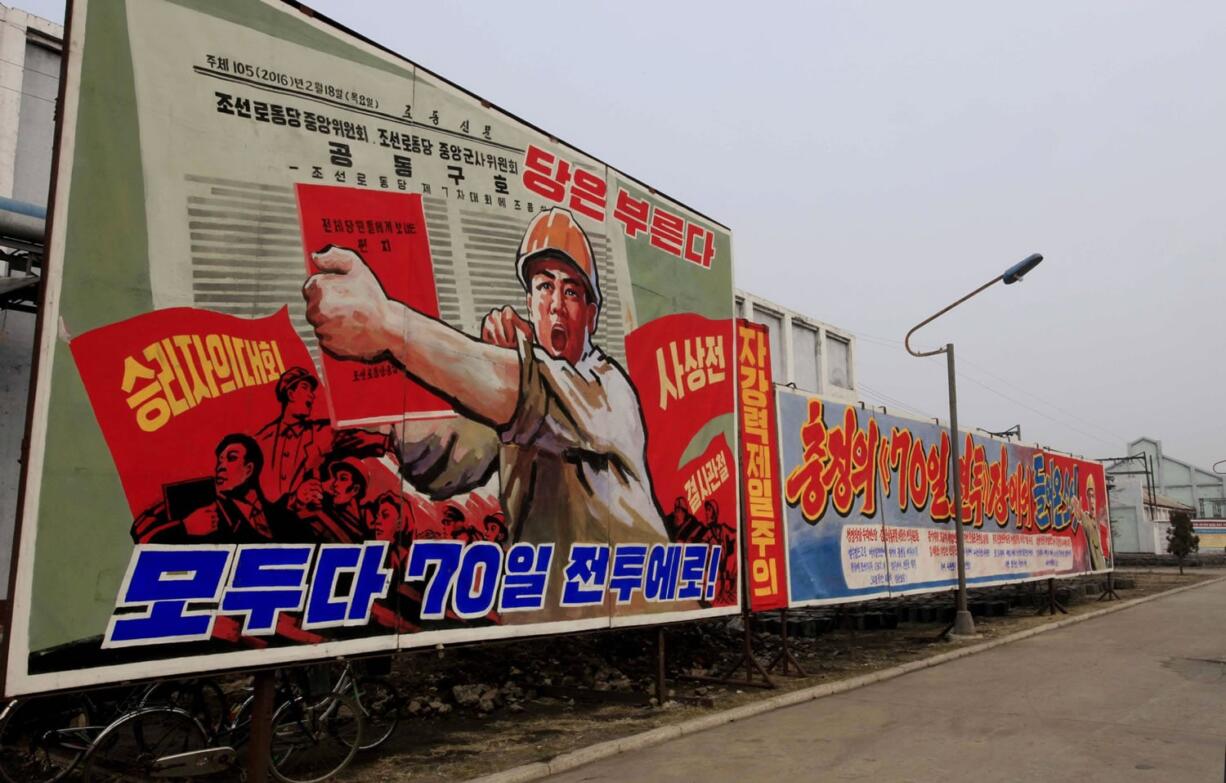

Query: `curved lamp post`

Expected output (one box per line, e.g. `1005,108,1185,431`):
904,253,1043,637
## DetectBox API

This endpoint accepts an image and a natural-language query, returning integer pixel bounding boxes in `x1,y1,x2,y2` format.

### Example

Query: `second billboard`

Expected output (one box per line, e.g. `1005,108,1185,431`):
776,389,1112,607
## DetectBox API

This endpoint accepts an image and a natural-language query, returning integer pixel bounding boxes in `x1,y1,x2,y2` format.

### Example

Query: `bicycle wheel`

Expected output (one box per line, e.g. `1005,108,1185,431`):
0,694,94,783
269,693,362,783
354,677,399,751
139,679,228,738
82,707,207,782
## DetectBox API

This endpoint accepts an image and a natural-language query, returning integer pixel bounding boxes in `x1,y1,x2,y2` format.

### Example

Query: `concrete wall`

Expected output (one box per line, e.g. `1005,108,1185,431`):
12,37,58,206
0,4,61,204
734,290,859,406
0,309,34,599
1106,472,1194,555
0,5,61,600
1108,474,1149,554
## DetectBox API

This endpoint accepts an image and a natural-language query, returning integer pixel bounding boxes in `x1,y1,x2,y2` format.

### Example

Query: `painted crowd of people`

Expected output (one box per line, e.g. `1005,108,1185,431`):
130,366,507,562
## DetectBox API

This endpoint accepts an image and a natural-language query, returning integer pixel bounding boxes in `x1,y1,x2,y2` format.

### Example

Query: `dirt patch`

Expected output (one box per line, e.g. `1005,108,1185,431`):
336,569,1215,782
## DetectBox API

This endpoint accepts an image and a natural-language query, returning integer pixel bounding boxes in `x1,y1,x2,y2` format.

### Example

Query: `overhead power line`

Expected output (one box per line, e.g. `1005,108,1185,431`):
852,330,1125,450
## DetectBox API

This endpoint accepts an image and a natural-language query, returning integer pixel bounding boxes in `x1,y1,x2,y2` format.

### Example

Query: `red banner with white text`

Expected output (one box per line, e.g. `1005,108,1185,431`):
736,320,788,610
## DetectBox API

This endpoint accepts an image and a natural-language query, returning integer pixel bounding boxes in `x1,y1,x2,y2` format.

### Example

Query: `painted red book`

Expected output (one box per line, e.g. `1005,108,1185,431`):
295,184,453,427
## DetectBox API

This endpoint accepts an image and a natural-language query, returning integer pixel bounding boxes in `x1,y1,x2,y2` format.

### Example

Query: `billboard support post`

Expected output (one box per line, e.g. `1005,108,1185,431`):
766,608,806,677
1099,572,1120,601
655,628,667,706
731,611,775,689
1044,578,1068,615
246,669,276,783
680,538,776,690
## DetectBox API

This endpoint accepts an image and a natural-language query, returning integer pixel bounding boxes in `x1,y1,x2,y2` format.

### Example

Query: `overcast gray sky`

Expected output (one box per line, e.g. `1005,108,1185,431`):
20,0,1226,469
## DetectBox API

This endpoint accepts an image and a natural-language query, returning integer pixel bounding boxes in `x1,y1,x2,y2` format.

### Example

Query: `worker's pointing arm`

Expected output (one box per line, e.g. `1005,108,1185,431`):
303,245,521,427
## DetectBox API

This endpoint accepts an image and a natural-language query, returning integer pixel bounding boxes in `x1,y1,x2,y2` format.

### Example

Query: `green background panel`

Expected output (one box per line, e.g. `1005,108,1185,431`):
620,180,733,325
30,0,419,653
27,0,737,657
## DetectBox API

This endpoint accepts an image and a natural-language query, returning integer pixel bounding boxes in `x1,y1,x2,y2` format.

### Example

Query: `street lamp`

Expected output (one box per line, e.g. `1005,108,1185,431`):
904,253,1043,637
978,424,1023,442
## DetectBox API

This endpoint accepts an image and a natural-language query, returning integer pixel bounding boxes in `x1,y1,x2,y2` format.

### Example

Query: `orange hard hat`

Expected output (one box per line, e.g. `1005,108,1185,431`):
516,207,601,313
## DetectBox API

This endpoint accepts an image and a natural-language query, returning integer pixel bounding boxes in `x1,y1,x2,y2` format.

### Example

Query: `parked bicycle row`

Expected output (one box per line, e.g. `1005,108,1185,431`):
0,658,400,782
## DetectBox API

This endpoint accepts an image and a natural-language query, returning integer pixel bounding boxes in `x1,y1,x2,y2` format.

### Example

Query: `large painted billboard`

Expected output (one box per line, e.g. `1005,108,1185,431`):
778,390,1111,607
4,0,737,696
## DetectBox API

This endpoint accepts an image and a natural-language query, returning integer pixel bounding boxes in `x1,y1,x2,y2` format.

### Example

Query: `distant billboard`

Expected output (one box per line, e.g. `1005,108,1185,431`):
4,0,737,696
1192,520,1226,550
777,390,1112,607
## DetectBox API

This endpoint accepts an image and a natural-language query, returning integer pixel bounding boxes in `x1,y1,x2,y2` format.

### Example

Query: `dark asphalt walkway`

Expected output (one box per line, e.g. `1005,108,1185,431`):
545,575,1226,782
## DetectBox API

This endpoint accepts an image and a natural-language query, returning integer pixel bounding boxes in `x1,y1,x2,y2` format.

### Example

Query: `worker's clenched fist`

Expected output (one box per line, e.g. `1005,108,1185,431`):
303,245,400,362
480,305,533,349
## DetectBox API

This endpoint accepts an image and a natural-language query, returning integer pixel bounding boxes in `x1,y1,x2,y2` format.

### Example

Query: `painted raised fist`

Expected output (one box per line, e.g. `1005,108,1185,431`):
480,305,533,349
303,245,400,362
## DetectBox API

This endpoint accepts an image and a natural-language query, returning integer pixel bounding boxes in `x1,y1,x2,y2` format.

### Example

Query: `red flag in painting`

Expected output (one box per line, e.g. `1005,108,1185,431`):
625,312,739,607
69,306,316,516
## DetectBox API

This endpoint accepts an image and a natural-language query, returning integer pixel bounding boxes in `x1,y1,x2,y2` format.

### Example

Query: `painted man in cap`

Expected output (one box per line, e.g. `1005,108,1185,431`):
1074,473,1109,572
284,455,372,542
302,207,667,558
255,366,389,507
322,456,369,541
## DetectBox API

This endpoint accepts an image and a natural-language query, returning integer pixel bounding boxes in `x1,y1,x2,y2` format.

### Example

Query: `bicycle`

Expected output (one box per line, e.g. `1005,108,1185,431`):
80,706,210,782
81,667,363,783
0,691,96,783
266,685,363,783
137,677,229,739
328,659,401,752
0,682,156,783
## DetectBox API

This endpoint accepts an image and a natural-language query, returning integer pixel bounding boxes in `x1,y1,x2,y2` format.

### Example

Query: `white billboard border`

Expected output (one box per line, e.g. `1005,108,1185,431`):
2,0,742,697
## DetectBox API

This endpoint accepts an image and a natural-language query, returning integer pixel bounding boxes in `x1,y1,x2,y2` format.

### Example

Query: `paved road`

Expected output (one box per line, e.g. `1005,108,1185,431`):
546,578,1226,783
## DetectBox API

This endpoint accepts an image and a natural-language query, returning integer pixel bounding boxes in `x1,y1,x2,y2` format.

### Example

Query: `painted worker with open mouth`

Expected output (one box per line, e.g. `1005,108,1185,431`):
302,207,668,588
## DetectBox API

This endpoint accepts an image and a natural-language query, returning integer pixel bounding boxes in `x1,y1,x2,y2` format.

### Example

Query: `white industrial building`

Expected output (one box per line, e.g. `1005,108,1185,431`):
735,291,858,405
0,4,60,601
1106,437,1225,554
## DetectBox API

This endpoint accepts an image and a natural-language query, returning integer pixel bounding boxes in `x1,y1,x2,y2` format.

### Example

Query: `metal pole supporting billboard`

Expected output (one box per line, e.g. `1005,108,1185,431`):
246,670,276,783
904,253,1044,638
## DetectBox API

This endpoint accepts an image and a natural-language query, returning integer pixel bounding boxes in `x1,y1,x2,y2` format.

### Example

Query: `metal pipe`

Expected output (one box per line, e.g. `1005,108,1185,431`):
904,274,1003,358
0,197,47,220
0,209,45,244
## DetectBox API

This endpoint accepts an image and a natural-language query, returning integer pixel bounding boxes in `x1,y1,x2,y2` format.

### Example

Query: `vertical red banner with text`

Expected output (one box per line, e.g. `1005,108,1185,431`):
737,319,789,610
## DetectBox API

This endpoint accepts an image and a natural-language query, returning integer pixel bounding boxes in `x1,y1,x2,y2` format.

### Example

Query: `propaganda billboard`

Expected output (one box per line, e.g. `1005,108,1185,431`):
777,390,1111,607
1192,520,1226,550
4,0,737,696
